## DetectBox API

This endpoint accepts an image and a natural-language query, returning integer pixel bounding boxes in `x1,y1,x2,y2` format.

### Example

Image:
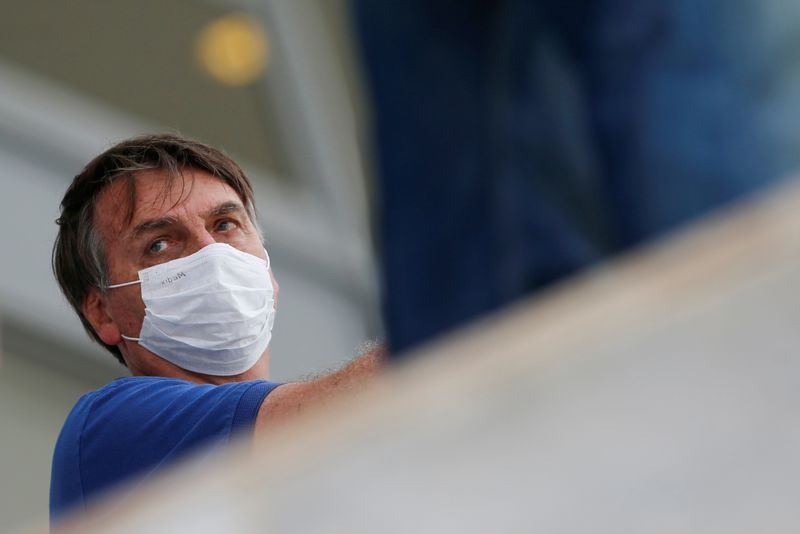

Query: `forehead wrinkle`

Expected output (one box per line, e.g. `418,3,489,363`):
93,177,135,246
120,170,194,236
102,170,246,245
147,170,192,218
159,167,194,214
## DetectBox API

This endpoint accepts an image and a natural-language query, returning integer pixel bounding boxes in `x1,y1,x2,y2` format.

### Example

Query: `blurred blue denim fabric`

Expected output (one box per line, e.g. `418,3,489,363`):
354,0,800,354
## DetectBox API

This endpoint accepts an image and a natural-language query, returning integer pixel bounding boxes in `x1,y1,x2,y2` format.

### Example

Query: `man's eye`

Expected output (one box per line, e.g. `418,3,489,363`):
148,239,169,254
216,219,237,232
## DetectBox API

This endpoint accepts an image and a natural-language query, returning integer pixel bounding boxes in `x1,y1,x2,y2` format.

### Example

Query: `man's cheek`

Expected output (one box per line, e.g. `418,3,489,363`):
111,293,146,324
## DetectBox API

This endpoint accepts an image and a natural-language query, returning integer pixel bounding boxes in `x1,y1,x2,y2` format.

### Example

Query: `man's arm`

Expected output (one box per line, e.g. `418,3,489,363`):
254,344,386,435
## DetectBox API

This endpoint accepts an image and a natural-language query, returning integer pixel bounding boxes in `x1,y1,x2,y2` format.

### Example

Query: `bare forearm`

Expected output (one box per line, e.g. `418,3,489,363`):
255,344,386,431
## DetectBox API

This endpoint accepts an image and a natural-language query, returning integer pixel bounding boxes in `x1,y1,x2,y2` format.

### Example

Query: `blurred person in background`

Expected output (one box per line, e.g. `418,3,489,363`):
354,0,800,355
49,134,385,523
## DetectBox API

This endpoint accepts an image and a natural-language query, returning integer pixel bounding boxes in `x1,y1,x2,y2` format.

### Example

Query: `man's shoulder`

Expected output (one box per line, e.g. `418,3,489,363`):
80,375,208,399
67,376,195,410
56,377,163,442
75,376,209,409
60,376,206,430
51,376,281,520
71,375,279,434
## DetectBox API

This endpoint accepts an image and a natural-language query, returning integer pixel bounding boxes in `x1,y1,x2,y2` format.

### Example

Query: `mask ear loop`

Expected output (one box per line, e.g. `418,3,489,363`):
104,280,143,341
106,279,141,289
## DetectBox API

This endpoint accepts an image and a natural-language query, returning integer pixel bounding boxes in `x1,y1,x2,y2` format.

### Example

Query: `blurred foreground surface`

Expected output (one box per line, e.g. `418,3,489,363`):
57,177,800,533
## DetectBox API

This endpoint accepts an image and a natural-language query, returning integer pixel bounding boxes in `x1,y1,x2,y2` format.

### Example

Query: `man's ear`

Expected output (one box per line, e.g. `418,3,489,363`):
83,288,122,346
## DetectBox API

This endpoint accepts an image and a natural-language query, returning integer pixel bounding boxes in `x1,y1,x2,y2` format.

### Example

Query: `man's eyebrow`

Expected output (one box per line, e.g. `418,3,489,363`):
205,201,246,218
128,202,246,239
131,215,180,239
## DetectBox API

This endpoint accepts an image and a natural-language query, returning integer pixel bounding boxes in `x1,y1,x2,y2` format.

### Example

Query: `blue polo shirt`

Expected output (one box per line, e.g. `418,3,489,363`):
50,376,280,521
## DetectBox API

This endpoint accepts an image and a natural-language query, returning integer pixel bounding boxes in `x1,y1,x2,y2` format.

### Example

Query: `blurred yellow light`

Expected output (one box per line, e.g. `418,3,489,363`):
195,13,269,87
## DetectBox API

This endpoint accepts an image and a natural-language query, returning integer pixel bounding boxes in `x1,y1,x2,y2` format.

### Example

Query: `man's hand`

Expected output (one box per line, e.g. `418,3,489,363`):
254,343,386,436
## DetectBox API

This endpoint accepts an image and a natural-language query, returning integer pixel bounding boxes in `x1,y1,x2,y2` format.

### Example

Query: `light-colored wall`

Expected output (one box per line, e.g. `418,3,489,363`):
0,349,100,531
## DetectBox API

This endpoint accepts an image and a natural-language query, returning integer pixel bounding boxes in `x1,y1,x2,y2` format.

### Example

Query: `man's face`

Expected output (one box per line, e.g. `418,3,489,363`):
85,167,275,381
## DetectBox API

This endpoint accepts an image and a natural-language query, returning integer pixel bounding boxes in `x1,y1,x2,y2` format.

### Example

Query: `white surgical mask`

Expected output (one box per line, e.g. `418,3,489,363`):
107,243,276,376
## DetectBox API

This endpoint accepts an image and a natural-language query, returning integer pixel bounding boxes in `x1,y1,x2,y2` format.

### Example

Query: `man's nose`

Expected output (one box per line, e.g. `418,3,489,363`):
186,227,217,254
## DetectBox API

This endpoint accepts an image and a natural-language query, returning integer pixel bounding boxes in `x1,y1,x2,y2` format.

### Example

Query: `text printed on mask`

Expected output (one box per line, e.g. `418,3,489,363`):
160,272,187,286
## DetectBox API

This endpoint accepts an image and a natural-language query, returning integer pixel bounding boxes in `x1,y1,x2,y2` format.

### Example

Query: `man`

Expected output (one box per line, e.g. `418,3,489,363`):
49,134,384,521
